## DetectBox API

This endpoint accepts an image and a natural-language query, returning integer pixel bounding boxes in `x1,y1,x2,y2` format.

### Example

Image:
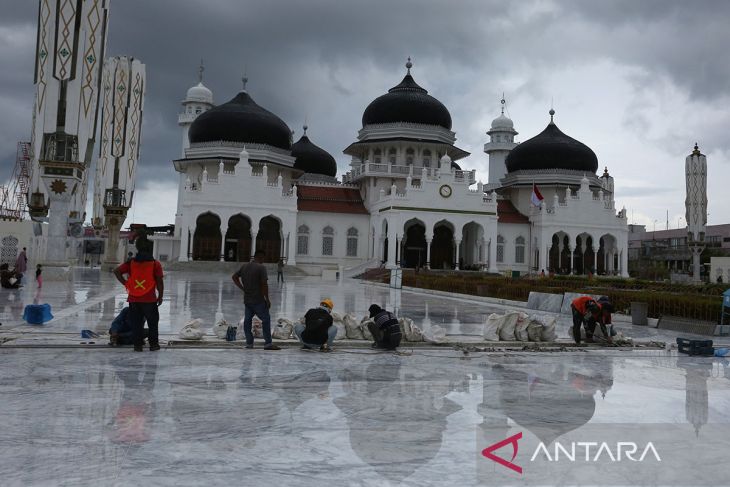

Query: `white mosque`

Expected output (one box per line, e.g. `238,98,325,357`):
152,60,629,277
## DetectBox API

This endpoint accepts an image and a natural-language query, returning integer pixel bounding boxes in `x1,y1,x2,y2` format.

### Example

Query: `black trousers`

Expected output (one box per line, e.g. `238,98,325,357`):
571,307,608,344
367,322,402,350
130,302,159,347
277,271,284,282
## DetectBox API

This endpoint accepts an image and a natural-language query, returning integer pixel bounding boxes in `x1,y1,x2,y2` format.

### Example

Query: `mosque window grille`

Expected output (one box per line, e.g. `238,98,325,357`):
422,149,431,168
322,226,334,256
515,236,525,264
373,148,382,164
496,235,505,263
388,148,397,165
346,227,358,257
405,147,415,166
297,225,309,255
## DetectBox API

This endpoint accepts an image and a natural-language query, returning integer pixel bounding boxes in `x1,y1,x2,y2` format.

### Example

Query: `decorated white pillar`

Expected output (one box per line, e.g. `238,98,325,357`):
386,227,397,268
685,143,707,282
455,238,462,270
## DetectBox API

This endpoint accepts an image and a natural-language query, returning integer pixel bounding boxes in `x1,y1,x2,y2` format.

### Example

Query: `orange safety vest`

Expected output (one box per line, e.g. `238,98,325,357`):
571,296,600,316
125,261,156,297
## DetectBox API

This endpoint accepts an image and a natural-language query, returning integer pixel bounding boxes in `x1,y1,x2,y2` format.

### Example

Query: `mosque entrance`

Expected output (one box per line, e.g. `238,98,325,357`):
255,216,281,263
225,214,252,262
402,221,427,268
192,212,221,261
430,223,454,269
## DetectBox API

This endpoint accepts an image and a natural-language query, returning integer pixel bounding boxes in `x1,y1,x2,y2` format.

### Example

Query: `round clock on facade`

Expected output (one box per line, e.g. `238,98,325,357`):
439,184,452,198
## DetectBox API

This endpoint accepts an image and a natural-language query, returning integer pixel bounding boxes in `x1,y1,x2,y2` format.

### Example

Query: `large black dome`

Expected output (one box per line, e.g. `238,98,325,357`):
291,131,337,177
362,70,452,130
188,91,292,150
505,112,598,173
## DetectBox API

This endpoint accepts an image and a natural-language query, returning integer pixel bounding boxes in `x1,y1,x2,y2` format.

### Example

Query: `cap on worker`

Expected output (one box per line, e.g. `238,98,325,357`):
320,298,334,310
597,296,614,313
368,304,383,317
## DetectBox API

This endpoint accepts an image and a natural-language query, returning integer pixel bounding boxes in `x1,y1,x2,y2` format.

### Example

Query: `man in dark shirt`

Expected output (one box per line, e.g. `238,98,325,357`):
294,298,336,352
368,304,402,350
232,250,280,350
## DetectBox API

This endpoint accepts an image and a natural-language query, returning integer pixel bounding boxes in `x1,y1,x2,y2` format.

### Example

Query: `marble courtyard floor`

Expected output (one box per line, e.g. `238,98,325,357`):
2,269,730,486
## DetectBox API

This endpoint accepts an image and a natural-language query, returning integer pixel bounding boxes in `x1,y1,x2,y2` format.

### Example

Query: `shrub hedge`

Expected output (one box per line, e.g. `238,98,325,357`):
389,271,726,322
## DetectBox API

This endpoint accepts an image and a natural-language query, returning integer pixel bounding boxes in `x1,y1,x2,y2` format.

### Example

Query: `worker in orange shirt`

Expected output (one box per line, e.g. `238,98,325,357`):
570,295,612,345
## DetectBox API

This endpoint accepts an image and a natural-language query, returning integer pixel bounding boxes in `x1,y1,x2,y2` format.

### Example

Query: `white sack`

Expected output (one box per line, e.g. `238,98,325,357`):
423,324,446,343
498,312,520,341
527,320,543,342
483,314,502,341
272,318,293,340
179,318,205,340
345,315,365,339
514,312,530,341
540,316,558,342
213,319,229,339
332,313,348,340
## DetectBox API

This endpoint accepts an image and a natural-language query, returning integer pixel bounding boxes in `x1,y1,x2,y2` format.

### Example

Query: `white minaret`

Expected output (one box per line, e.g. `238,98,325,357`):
685,143,707,282
600,166,614,195
92,56,146,267
27,0,110,265
178,60,214,157
484,96,518,187
174,62,214,238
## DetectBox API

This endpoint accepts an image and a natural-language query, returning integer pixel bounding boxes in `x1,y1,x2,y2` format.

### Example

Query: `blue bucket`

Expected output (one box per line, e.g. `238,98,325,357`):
23,304,53,325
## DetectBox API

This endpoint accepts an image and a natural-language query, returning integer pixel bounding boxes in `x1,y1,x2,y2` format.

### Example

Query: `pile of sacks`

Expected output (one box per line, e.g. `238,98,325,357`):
482,311,558,342
181,313,446,344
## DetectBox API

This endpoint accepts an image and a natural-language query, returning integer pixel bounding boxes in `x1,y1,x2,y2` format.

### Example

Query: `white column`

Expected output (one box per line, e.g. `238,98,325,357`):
425,238,432,269
455,239,462,270
593,248,598,274
219,225,227,262
621,248,629,277
287,226,297,265
386,227,397,268
250,225,259,261
179,224,190,262
488,238,497,273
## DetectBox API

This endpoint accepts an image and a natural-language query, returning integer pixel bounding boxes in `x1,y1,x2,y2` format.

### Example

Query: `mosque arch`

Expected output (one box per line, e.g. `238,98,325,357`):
255,215,282,263
430,220,455,269
193,212,221,261
402,218,427,268
224,214,252,262
461,221,484,269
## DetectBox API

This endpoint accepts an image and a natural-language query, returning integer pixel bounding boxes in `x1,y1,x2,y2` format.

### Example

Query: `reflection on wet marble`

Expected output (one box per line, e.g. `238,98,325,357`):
1,349,730,486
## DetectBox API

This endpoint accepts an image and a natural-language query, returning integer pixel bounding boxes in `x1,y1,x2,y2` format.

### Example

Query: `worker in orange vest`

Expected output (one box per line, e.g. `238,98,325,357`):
113,235,164,352
570,295,612,345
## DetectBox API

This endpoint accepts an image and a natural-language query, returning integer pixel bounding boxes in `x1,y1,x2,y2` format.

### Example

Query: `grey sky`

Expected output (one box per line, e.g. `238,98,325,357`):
1,0,728,229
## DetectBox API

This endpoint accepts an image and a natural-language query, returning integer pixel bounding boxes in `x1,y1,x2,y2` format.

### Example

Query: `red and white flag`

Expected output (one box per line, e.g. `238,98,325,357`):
531,183,544,207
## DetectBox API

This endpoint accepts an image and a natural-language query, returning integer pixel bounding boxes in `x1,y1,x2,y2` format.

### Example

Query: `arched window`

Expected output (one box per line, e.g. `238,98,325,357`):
423,149,431,168
195,106,202,114
322,226,334,256
373,148,382,164
405,147,415,165
297,225,309,255
496,235,505,263
346,227,358,257
515,236,526,264
388,148,397,164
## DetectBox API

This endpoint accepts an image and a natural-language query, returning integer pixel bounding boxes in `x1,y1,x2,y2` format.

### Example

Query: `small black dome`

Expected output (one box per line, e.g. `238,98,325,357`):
189,91,292,150
291,133,337,177
505,117,598,173
362,73,452,129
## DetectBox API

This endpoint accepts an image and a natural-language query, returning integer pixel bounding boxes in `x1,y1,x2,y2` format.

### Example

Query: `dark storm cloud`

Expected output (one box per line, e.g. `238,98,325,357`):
1,0,728,189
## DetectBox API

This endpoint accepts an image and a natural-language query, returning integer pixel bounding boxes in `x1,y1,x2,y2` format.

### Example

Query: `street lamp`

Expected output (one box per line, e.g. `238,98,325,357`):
678,216,684,229
653,219,658,233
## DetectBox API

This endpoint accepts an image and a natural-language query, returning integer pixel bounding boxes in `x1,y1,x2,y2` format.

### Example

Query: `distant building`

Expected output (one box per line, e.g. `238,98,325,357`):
628,223,730,278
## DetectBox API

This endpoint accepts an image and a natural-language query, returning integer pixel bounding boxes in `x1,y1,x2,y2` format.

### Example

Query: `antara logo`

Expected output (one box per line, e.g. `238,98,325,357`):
482,432,523,474
482,433,661,474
